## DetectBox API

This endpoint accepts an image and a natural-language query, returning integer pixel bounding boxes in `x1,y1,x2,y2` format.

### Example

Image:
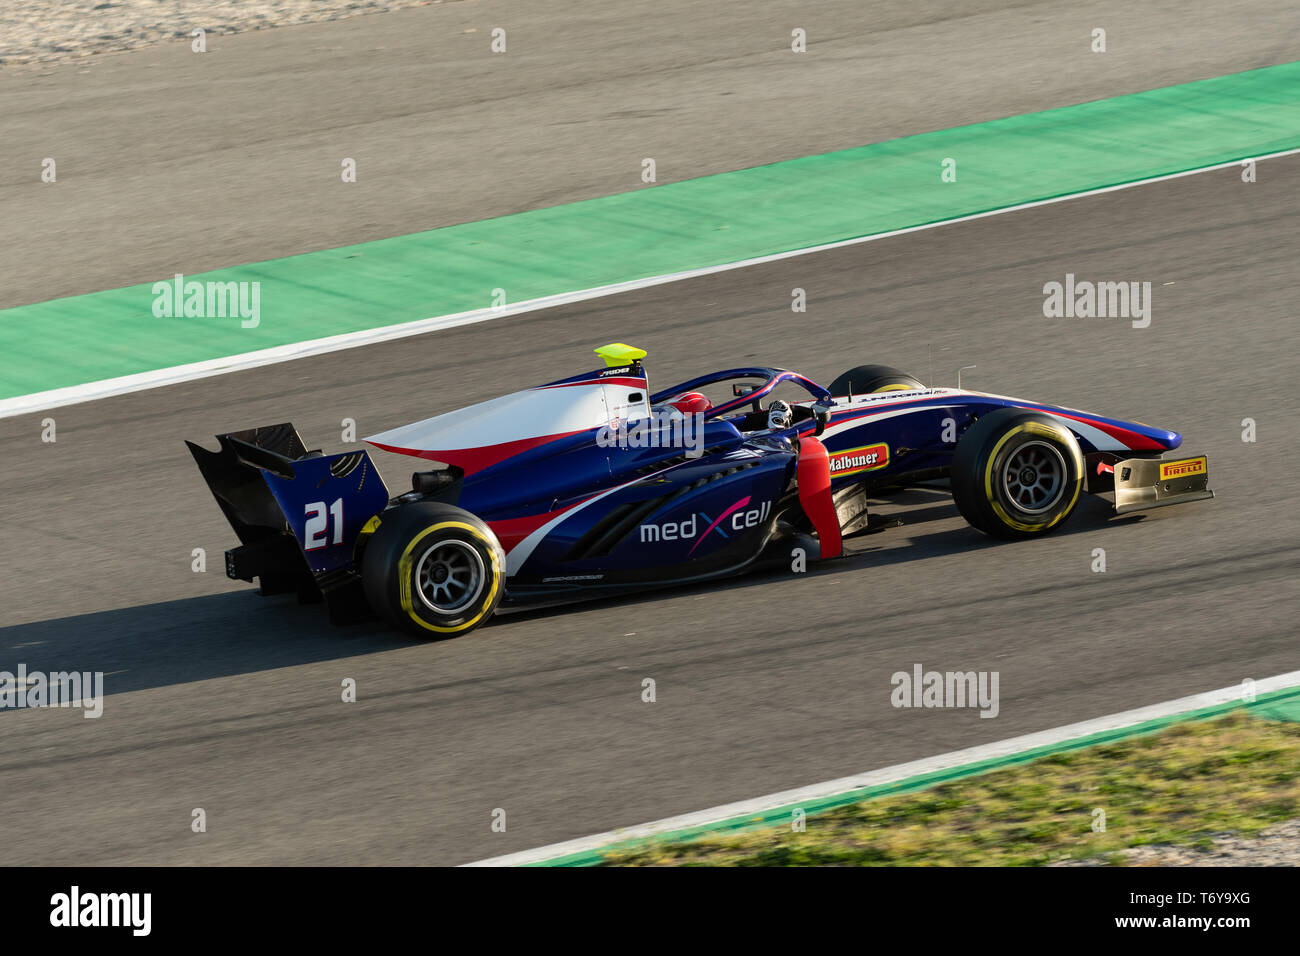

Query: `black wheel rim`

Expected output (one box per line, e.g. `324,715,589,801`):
1001,440,1066,515
415,539,485,613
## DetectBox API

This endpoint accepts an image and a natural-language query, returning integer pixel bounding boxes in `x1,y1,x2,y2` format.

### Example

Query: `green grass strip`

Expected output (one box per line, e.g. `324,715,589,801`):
5,61,1300,398
603,711,1300,866
535,684,1300,866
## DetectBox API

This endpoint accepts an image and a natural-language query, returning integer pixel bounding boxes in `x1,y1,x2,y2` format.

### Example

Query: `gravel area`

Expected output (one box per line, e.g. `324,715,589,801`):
0,0,451,67
1055,819,1300,867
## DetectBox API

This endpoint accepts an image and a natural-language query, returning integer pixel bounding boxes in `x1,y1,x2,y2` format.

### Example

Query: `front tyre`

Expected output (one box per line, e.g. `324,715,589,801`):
362,502,504,638
951,409,1083,539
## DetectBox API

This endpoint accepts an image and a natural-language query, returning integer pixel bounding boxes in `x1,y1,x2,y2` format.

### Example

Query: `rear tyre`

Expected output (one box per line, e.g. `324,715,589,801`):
362,502,504,638
828,364,925,397
950,409,1083,539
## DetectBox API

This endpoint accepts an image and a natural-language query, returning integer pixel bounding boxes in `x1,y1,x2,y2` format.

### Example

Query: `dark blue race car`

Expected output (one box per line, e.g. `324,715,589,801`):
187,344,1212,637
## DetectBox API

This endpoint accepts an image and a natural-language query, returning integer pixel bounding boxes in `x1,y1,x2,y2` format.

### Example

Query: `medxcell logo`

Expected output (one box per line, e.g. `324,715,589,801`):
828,442,889,477
639,496,772,554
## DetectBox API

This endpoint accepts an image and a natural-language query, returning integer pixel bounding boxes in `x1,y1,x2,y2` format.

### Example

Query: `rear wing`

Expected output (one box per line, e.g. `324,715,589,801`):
186,423,390,621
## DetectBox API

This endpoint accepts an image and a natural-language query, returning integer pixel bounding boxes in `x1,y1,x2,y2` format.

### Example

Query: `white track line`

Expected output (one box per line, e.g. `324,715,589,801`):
461,670,1300,866
4,147,1298,422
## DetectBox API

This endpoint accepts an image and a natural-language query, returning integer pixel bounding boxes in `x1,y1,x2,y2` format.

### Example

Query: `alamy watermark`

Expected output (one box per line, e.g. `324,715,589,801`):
596,410,705,458
0,665,103,718
50,886,150,935
891,664,999,718
1042,273,1151,329
152,272,260,328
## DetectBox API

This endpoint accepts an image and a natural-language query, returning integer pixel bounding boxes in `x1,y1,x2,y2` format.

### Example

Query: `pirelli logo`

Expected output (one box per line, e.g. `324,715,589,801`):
828,442,890,477
1159,456,1207,481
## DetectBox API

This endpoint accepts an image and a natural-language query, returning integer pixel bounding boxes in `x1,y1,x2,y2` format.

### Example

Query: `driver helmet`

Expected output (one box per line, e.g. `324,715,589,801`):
667,391,711,416
767,399,793,430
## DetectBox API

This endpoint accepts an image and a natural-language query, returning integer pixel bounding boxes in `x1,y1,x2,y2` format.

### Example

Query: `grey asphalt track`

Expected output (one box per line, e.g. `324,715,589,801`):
3,0,1300,308
1,151,1297,864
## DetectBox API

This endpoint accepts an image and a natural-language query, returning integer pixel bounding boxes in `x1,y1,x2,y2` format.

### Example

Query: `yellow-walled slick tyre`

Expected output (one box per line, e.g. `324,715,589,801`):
362,502,504,638
951,409,1084,539
827,364,925,396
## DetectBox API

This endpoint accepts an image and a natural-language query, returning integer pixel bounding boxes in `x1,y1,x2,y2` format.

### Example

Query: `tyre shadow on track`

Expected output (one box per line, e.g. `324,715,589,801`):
0,489,1143,701
847,486,1144,554
0,590,411,703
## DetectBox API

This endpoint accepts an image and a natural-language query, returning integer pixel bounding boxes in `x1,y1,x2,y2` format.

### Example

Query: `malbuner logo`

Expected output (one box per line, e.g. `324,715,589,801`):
828,442,888,477
152,272,260,328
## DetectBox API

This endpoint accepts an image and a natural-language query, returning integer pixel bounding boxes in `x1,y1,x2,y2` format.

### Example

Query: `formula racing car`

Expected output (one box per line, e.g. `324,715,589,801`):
187,343,1212,637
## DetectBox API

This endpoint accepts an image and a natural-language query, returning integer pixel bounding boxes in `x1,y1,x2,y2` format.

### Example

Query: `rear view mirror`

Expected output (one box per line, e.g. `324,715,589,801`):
811,403,831,437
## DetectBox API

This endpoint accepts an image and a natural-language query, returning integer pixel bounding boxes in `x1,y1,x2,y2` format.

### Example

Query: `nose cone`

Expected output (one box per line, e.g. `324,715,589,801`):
1053,407,1182,453
1131,421,1182,452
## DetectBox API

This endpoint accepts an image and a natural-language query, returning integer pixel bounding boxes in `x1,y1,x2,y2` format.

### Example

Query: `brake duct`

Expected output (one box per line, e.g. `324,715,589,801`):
797,436,842,559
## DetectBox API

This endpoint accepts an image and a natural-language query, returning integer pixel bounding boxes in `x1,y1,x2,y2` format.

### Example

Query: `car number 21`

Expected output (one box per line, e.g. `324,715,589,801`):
304,498,344,549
